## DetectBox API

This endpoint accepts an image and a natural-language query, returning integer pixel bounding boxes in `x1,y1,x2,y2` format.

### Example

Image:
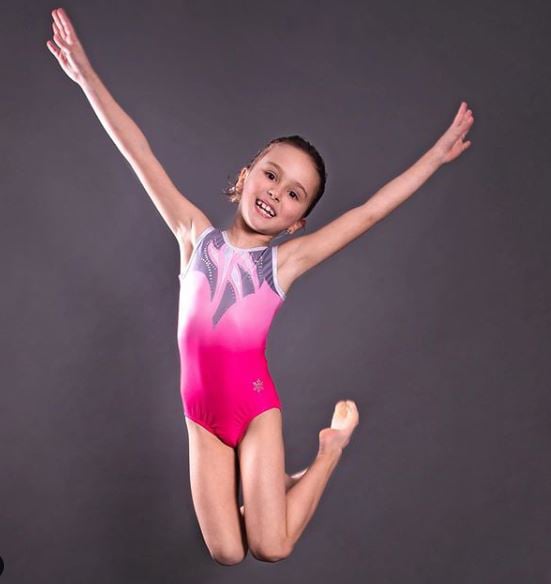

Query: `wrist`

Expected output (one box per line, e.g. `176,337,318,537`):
78,66,99,90
427,144,447,168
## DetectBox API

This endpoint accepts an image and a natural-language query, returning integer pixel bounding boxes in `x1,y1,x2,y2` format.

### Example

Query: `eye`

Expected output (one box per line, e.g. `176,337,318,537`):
264,170,299,200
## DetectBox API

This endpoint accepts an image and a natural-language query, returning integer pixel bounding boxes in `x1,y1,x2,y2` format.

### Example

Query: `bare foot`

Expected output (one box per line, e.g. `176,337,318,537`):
318,400,360,455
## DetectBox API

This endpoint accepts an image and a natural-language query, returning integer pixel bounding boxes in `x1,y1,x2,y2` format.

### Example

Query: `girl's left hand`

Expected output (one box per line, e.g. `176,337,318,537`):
433,102,475,164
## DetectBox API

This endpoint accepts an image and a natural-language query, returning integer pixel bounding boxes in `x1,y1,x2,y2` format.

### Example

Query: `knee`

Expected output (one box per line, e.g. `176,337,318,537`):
209,546,247,566
250,540,293,563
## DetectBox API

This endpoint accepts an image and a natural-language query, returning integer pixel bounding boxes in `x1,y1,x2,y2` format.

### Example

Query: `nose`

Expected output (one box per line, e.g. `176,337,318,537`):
267,189,279,201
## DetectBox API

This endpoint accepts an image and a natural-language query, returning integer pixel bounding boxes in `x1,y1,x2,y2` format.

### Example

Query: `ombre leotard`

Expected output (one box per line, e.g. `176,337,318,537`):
177,225,287,448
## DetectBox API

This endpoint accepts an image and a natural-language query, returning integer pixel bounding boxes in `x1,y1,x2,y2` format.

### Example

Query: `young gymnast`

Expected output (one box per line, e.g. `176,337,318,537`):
47,7,475,565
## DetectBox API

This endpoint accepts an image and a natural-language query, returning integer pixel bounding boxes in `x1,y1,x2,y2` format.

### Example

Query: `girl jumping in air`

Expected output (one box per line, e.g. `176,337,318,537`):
46,7,475,565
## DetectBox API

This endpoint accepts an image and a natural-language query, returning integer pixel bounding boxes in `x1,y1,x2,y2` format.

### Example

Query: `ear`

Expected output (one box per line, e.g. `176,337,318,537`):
288,218,306,234
236,166,249,189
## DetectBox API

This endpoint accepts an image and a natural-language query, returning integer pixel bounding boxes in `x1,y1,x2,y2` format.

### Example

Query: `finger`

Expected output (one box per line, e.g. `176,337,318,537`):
52,21,66,46
47,39,65,66
46,39,60,58
463,116,474,132
52,30,67,50
57,8,74,40
459,114,473,134
460,104,471,122
52,9,65,38
453,101,467,126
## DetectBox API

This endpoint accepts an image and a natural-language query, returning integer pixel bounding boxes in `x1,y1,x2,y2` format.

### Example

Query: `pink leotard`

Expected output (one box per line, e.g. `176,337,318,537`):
177,225,287,448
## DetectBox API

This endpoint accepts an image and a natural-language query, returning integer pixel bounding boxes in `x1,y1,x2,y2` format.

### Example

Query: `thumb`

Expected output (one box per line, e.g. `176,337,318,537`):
46,39,59,57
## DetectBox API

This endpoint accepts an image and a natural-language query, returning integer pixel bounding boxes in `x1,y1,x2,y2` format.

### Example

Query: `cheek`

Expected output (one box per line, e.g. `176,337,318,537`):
249,177,267,192
281,204,302,219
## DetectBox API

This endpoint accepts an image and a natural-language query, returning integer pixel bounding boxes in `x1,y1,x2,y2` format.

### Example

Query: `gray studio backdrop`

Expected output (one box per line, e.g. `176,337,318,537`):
1,0,549,582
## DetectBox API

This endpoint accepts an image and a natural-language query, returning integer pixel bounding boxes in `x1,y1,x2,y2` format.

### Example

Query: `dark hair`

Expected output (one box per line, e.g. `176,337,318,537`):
223,135,327,220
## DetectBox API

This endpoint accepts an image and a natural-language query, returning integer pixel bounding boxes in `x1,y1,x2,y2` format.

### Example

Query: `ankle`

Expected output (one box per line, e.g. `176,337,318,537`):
317,445,343,461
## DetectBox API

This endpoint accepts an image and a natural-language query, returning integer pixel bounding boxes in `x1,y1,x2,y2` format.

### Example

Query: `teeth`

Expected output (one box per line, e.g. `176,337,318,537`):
256,199,275,217
259,206,271,217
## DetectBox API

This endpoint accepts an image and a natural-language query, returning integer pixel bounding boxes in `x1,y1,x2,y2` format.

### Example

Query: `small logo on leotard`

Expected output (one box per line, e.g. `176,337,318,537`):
252,378,264,392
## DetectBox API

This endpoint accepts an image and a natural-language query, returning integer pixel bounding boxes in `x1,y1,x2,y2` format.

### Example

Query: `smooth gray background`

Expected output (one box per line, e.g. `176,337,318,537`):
2,0,550,582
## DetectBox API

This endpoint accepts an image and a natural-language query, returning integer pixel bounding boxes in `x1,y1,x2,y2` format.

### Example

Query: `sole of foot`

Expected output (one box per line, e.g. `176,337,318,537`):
319,400,360,454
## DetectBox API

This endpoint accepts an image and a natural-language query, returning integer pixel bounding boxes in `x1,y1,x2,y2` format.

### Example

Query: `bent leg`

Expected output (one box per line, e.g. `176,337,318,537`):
185,417,247,565
237,408,343,562
239,468,308,518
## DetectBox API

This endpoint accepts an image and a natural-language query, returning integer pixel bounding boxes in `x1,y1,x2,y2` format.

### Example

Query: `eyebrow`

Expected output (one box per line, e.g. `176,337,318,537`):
264,160,308,199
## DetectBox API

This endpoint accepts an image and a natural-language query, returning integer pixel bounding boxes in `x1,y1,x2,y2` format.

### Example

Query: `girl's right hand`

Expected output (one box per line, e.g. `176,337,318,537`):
46,8,93,85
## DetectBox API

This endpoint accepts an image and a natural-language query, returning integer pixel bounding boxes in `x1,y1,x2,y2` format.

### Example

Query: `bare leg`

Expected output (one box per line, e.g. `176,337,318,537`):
185,418,248,565
284,401,359,546
238,400,359,558
286,468,309,490
240,467,308,517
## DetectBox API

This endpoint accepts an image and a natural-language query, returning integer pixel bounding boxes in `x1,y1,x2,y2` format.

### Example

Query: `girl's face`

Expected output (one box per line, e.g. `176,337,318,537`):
237,143,320,234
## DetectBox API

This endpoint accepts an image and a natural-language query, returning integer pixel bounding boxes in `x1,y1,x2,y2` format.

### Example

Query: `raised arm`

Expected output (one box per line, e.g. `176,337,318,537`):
286,102,475,279
46,7,209,242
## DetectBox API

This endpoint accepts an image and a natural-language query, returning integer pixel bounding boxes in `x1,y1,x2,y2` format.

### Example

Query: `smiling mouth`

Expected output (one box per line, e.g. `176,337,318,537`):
255,199,276,218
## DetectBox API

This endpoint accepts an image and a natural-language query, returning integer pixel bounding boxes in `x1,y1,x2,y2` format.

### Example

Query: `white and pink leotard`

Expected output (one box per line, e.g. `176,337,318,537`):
177,225,287,448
